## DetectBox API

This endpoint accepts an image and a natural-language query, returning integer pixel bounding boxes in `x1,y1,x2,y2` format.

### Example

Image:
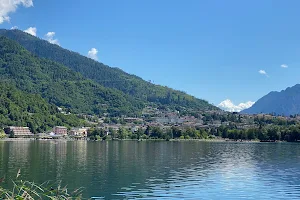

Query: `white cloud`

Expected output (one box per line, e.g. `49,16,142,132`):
46,32,55,38
218,99,255,112
281,64,288,68
24,27,36,36
0,0,33,24
44,31,60,45
11,26,18,30
87,48,98,60
258,69,267,75
258,69,269,77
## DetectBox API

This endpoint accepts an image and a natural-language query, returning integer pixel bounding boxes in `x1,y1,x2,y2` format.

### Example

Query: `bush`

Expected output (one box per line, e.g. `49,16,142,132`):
95,135,101,141
141,134,149,139
131,134,138,139
0,132,6,139
89,135,95,141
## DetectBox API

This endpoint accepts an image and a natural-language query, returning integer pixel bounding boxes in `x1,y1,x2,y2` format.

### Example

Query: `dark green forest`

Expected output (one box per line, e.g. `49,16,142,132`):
0,36,144,116
0,82,83,133
0,29,217,113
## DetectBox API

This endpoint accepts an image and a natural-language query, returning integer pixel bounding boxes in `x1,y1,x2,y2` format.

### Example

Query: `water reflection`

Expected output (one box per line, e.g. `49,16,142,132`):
0,141,300,199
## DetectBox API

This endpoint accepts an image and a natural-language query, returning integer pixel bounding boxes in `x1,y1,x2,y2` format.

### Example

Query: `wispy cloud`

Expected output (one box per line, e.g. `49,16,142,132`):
87,48,98,61
281,64,288,68
45,32,60,45
24,27,37,36
259,70,266,75
258,69,269,77
218,99,255,112
0,0,33,24
11,26,18,30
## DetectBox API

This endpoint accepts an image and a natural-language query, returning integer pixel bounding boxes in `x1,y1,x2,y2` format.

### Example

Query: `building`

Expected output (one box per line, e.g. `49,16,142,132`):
155,116,184,124
53,126,68,136
123,117,143,123
69,128,89,138
5,126,34,138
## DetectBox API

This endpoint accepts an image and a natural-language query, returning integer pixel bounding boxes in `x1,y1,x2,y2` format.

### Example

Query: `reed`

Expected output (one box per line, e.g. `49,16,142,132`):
0,169,84,200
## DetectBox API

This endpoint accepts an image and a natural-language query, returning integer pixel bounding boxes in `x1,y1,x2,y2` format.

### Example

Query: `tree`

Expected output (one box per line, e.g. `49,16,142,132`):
118,128,128,139
172,126,182,138
151,127,164,138
145,126,151,136
246,129,255,140
136,128,144,140
166,129,173,140
222,127,228,138
109,128,116,139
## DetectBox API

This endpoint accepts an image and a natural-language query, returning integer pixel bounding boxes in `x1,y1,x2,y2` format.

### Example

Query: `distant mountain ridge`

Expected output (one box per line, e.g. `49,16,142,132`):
241,84,300,116
0,29,218,115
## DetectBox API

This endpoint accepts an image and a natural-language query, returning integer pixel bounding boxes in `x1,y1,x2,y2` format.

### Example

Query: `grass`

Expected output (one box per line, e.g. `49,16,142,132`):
0,169,84,199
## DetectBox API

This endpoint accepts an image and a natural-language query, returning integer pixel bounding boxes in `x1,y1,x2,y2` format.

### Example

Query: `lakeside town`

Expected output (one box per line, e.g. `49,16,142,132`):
2,105,300,141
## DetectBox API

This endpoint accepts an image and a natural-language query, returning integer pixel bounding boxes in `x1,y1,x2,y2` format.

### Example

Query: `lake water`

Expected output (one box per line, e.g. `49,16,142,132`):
0,140,300,199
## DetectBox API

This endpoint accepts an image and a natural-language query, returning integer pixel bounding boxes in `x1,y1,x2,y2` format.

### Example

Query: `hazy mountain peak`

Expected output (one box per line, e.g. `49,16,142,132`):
242,84,300,116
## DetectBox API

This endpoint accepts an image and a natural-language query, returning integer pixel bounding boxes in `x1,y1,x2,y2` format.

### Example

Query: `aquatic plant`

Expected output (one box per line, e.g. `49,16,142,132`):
0,169,84,199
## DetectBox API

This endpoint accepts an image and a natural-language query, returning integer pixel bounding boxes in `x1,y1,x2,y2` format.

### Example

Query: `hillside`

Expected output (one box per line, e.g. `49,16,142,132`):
0,36,143,116
241,84,300,116
0,29,217,113
0,82,83,133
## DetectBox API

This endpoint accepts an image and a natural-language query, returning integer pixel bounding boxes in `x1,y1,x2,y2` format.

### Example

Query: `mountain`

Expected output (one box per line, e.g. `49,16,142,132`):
0,36,143,116
0,29,217,113
241,84,300,116
0,82,83,133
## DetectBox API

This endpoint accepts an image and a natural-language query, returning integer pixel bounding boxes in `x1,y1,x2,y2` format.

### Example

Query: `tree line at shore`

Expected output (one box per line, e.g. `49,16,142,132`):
88,124,300,142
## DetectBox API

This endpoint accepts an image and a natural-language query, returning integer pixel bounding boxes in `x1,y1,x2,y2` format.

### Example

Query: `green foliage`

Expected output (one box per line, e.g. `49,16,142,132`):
0,83,82,133
136,128,144,139
108,128,117,139
0,130,6,139
94,126,210,140
0,29,218,114
218,124,300,142
87,128,107,139
0,35,144,117
0,170,83,199
117,128,129,139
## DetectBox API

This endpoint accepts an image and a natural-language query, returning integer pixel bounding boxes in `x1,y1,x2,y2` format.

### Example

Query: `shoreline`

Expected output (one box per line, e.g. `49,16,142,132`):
0,137,266,143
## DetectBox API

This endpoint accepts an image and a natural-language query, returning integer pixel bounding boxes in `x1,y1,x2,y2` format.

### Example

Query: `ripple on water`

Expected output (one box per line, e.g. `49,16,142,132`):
112,142,300,200
1,141,300,199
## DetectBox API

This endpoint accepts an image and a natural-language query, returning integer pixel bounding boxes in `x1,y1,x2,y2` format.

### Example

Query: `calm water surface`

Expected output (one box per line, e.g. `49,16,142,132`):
0,140,300,199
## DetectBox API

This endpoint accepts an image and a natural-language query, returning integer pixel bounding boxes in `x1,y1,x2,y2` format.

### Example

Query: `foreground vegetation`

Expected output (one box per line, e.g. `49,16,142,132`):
0,170,83,199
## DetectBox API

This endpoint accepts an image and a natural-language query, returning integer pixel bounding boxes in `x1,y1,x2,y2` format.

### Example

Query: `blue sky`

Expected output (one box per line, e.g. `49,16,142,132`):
1,0,300,111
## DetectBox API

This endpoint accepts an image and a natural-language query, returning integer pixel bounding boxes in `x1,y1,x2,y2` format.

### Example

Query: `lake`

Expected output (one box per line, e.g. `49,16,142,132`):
0,140,300,199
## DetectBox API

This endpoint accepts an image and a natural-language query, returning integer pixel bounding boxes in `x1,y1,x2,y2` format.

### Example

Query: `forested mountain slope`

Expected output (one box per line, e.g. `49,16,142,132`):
0,83,83,133
0,36,143,116
0,29,217,112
